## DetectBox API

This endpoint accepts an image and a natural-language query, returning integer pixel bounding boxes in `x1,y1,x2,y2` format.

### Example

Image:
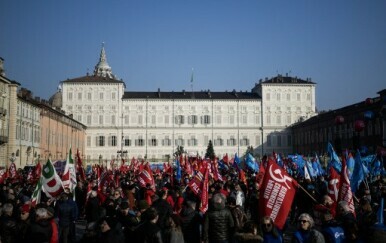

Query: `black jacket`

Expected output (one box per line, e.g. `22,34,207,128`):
134,221,163,243
0,215,17,243
25,219,53,243
181,207,202,243
203,201,234,242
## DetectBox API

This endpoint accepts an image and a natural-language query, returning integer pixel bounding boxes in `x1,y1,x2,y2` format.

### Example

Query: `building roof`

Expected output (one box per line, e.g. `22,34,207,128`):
61,75,125,84
122,90,261,100
261,75,316,85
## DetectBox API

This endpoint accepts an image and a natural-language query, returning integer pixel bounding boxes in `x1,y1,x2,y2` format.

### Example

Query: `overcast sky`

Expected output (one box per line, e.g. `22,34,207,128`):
1,0,385,111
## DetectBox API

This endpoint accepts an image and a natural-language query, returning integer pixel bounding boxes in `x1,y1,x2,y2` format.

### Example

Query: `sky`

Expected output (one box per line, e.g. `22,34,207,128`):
1,0,385,111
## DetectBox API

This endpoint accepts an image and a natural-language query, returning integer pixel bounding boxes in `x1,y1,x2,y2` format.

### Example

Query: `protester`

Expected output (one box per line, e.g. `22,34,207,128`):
228,196,247,232
97,217,125,243
233,220,263,243
16,204,31,243
0,203,17,243
180,200,202,243
203,193,235,243
259,216,283,243
292,213,325,243
56,192,78,243
134,207,163,243
152,189,173,231
335,201,359,242
320,211,345,243
163,214,184,243
26,207,53,243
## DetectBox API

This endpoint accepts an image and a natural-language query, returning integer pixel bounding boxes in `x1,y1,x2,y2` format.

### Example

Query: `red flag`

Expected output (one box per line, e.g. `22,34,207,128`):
199,167,209,213
97,166,108,192
222,153,229,165
137,163,154,188
34,162,42,180
256,161,266,185
188,166,207,196
211,159,223,181
259,159,298,230
239,169,247,186
119,159,128,174
338,157,356,217
76,149,86,181
328,166,341,217
184,160,194,177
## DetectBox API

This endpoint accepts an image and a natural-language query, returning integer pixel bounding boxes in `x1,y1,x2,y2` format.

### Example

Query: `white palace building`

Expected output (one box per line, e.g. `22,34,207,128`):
50,45,316,163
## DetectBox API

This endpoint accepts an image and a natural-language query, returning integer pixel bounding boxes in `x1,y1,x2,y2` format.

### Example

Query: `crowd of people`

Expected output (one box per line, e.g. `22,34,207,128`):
0,154,386,243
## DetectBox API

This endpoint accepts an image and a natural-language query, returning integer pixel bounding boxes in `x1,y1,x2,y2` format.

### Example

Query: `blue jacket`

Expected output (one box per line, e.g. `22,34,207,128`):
322,224,346,243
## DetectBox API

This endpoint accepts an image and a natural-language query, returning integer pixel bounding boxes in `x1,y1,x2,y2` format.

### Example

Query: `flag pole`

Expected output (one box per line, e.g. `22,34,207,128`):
297,183,319,204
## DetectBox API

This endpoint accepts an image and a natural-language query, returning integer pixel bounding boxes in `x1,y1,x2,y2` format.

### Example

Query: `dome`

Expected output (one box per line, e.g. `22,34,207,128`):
49,90,62,108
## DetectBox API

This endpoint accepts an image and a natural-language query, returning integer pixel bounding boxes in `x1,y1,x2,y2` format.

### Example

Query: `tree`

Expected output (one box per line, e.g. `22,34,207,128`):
205,140,215,161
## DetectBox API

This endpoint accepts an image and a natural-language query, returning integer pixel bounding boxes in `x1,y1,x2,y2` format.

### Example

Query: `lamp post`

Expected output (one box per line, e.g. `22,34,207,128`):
99,154,102,166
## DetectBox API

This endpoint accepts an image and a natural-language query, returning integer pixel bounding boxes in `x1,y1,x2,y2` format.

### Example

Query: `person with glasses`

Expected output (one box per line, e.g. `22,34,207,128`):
260,216,282,243
292,213,325,243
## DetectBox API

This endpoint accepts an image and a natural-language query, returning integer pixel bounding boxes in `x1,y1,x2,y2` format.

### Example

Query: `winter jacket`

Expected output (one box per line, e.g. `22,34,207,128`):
321,220,345,243
26,219,53,243
152,198,173,230
292,229,325,243
203,201,234,242
134,221,163,243
57,199,78,227
85,197,100,223
0,215,18,243
180,207,202,243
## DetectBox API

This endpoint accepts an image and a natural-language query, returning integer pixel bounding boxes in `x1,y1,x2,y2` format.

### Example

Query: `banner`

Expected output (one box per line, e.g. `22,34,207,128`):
338,158,356,216
259,159,298,230
188,166,207,196
41,159,64,198
199,167,209,213
137,163,154,188
327,166,341,217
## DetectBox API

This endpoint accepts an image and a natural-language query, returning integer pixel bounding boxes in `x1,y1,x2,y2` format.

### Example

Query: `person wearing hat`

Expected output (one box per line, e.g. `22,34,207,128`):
15,204,31,243
98,216,125,243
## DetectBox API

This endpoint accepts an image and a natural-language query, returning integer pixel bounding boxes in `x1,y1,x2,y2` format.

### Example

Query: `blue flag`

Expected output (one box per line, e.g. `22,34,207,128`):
350,151,365,194
346,152,355,180
245,153,258,172
327,142,342,173
175,159,181,182
233,153,241,170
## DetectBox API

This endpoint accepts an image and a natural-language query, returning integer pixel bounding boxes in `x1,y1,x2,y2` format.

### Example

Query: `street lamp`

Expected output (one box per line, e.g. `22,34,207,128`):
99,154,102,165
